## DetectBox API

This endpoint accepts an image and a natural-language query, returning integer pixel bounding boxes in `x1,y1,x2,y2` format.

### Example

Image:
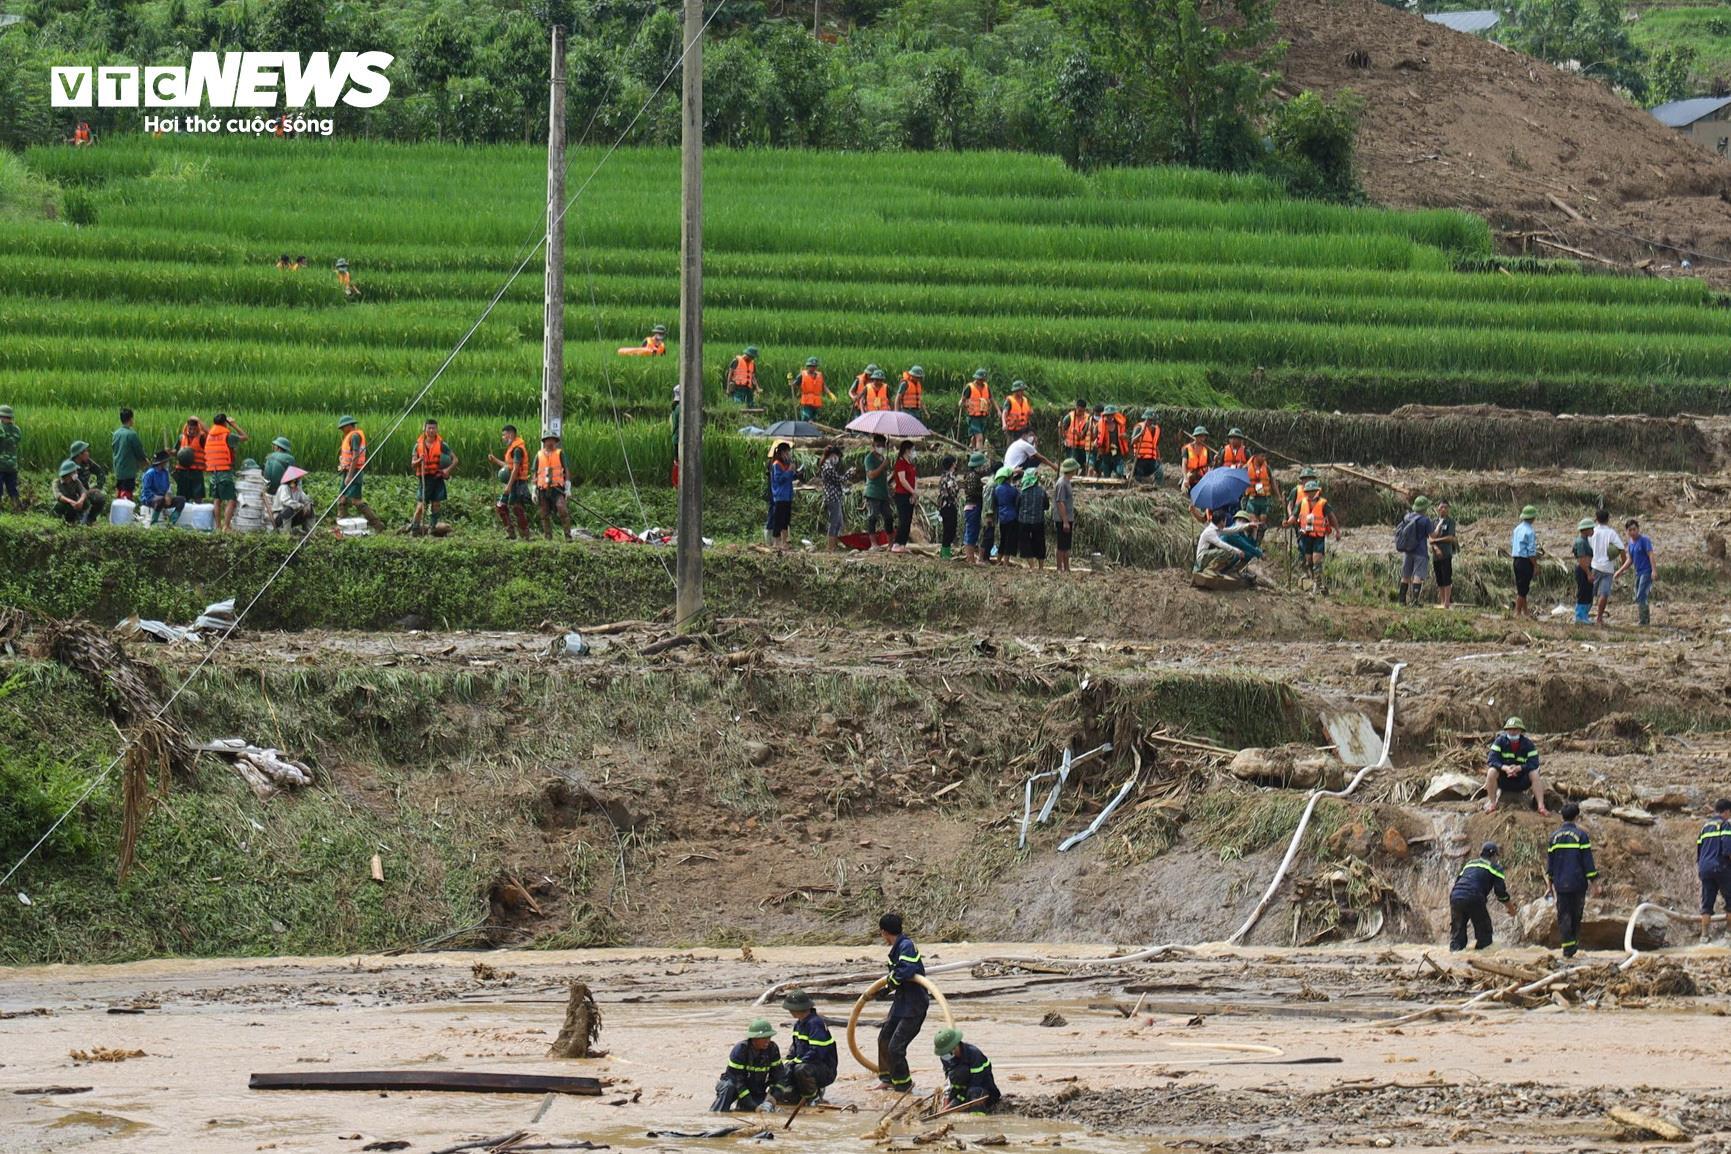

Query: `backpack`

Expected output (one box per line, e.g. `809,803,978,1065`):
1394,512,1424,554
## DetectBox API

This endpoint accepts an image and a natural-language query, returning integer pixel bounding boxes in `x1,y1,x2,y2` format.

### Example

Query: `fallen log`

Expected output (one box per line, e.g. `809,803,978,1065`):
249,1072,603,1095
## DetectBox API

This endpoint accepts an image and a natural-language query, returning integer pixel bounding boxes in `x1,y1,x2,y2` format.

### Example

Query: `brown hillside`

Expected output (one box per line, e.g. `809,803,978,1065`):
1278,0,1731,272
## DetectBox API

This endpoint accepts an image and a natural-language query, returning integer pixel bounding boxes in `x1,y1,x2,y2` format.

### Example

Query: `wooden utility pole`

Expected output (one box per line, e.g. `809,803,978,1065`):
541,25,567,440
674,0,705,627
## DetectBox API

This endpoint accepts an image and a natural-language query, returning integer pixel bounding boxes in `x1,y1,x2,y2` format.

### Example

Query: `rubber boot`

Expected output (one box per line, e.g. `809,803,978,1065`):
1638,601,1650,626
941,545,952,559
1397,584,1408,606
1574,604,1590,624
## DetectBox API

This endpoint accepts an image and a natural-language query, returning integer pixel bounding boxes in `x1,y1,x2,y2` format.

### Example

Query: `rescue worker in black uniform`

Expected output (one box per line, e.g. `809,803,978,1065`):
1546,801,1598,959
934,1027,1001,1111
876,912,928,1093
1697,797,1731,944
1448,841,1515,951
712,1018,779,1112
771,989,838,1105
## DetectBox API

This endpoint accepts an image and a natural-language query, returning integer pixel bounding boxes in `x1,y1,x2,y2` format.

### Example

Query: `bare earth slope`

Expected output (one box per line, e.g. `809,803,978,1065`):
1279,0,1731,268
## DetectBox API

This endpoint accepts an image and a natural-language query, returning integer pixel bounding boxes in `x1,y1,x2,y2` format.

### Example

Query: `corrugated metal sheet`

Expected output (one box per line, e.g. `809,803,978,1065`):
1651,96,1731,128
1423,10,1500,34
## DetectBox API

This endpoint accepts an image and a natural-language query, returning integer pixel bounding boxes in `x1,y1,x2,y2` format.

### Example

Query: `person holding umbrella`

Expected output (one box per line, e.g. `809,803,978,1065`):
1187,457,1253,529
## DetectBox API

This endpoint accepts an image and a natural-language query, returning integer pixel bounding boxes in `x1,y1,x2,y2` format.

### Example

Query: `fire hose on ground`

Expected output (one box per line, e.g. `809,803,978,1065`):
843,975,956,1074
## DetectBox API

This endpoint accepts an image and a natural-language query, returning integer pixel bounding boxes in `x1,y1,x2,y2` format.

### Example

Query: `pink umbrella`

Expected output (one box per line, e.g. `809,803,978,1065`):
846,411,931,438
282,466,308,484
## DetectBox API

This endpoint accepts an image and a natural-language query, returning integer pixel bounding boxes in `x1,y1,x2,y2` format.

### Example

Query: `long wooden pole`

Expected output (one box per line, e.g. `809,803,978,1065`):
540,25,567,440
674,0,705,628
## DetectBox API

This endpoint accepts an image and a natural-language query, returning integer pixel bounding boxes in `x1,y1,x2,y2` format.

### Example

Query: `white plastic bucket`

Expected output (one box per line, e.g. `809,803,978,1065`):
109,498,137,527
178,502,215,532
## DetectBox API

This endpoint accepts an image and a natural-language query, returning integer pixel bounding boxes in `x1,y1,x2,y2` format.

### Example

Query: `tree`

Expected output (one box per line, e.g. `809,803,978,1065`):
256,0,327,55
1646,45,1696,107
1052,48,1105,169
1266,89,1363,203
412,13,473,139
1501,0,1646,97
1065,0,1280,170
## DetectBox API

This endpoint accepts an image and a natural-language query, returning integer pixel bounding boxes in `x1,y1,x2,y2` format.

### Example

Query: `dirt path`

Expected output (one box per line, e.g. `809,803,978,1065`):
5,945,1730,1153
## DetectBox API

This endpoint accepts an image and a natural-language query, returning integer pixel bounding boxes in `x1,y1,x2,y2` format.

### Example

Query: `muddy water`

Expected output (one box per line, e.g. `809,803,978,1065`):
5,944,1729,1153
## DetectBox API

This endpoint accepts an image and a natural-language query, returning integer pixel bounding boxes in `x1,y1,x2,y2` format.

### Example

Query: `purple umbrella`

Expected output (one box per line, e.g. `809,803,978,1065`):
846,410,931,438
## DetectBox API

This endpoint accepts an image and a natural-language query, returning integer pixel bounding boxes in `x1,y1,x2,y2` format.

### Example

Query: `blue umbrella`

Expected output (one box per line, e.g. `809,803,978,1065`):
1188,466,1251,512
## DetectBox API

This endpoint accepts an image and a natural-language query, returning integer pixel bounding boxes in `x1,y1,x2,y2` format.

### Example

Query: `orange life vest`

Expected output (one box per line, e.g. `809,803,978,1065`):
1062,409,1091,449
178,428,206,472
644,334,666,354
536,447,567,490
728,356,757,389
338,427,368,472
1247,458,1272,496
1184,442,1211,473
415,432,445,477
1004,394,1031,431
1096,413,1127,453
1221,442,1249,468
863,382,892,412
203,424,234,472
1132,421,1161,460
1298,494,1331,537
504,436,529,482
899,373,923,411
852,373,870,401
964,382,992,417
798,370,826,407
74,124,91,144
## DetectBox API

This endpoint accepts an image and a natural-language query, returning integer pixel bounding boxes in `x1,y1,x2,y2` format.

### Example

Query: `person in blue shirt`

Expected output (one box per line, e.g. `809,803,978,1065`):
1509,505,1540,620
1546,802,1598,959
876,912,928,1092
1449,842,1515,951
934,1028,1001,1111
712,1018,779,1112
771,989,837,1105
138,450,185,526
765,440,803,552
992,469,1020,564
1697,798,1731,944
1484,717,1547,816
1615,517,1654,626
1395,496,1434,607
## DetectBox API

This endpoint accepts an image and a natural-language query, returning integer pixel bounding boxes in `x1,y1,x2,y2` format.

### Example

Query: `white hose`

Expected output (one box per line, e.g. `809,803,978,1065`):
756,664,1405,1003
1619,902,1724,971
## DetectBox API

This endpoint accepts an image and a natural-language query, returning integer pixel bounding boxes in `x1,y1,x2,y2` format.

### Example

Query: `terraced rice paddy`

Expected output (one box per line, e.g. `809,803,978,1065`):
6,137,1731,479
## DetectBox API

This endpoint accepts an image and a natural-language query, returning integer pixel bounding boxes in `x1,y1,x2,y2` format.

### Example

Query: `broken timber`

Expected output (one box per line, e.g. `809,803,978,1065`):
248,1071,603,1095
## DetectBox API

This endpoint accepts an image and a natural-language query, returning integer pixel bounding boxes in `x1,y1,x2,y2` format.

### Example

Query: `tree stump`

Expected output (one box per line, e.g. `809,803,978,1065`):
548,980,602,1059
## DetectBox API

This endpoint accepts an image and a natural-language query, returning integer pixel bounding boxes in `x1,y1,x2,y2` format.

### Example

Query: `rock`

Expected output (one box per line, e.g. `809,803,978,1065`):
1328,821,1375,860
1611,805,1656,826
1380,827,1409,861
1228,745,1323,789
1038,1012,1068,1027
1607,1106,1689,1142
816,713,840,738
1422,772,1483,803
1352,657,1394,676
742,740,774,766
1579,797,1614,815
1634,786,1695,812
1518,897,1556,943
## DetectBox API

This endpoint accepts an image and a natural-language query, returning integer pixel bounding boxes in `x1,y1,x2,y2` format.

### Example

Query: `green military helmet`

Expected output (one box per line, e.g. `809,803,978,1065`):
744,346,759,358
1520,505,1538,520
68,439,89,456
337,415,358,429
439,446,454,469
909,366,925,379
1298,467,1318,480
1227,427,1245,438
176,446,196,467
272,436,292,451
746,1018,775,1040
1142,409,1156,420
0,405,13,418
865,363,880,374
1011,380,1026,391
973,368,989,380
1503,716,1525,731
1412,496,1430,511
497,467,510,483
871,368,887,381
781,989,815,1012
652,324,668,335
805,356,820,368
968,452,987,468
1233,509,1256,524
1103,404,1118,415
57,459,78,477
1303,480,1321,493
932,1027,963,1055
1190,426,1209,438
1577,517,1595,531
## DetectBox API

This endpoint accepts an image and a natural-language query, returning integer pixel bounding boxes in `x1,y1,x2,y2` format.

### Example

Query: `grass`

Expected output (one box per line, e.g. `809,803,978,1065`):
1631,6,1731,88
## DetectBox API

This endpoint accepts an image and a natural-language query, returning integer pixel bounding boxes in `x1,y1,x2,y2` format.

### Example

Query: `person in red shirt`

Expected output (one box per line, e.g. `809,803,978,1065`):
891,440,919,555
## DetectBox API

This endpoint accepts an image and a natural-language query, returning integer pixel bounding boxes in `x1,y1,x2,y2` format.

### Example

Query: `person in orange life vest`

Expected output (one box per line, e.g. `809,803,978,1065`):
335,415,384,529
175,416,207,502
851,364,880,414
725,346,760,405
1242,448,1275,544
535,430,574,541
335,258,360,300
1180,426,1213,495
1220,428,1250,469
1093,405,1128,479
73,122,92,146
1059,399,1092,469
896,365,928,417
1130,408,1163,486
1000,381,1032,436
203,413,249,532
644,324,668,355
958,369,993,450
409,418,458,536
861,369,893,413
1285,479,1341,592
488,424,534,540
793,357,835,421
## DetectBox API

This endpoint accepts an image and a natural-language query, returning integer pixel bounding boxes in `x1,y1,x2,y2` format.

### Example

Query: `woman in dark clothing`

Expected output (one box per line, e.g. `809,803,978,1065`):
891,440,918,553
1017,468,1049,570
992,467,1020,563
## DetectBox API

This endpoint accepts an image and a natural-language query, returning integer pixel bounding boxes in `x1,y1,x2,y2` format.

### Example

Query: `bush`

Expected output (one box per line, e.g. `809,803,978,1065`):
1265,90,1364,204
63,188,98,227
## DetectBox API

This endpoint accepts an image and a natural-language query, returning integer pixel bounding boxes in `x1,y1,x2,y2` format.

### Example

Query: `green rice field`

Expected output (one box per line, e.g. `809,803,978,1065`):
5,136,1731,481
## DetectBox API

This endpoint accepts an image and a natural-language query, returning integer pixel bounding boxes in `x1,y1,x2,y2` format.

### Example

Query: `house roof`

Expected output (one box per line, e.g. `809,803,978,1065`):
1650,96,1731,128
1422,10,1500,34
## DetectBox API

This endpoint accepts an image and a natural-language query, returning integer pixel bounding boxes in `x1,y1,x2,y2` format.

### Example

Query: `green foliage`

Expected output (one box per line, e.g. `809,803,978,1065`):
1266,91,1365,205
1645,44,1699,107
1630,7,1731,96
61,187,97,227
1500,0,1646,98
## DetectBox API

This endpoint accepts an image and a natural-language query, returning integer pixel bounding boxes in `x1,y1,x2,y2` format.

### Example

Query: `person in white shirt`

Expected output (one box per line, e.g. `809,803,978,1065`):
1003,432,1051,475
1587,509,1624,625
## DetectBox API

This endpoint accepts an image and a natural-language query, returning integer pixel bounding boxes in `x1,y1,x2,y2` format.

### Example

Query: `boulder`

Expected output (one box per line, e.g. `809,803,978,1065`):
1380,826,1410,861
1634,786,1696,812
1328,821,1376,860
1611,805,1656,827
1578,797,1614,816
1229,745,1326,790
1422,771,1483,803
1522,899,1666,949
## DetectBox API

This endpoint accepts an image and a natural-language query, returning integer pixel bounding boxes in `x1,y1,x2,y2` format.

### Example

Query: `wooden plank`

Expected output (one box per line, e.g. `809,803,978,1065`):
248,1071,603,1096
1545,193,1584,221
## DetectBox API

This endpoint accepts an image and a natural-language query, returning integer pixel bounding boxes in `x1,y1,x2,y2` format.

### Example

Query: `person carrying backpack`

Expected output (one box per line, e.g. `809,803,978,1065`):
1394,496,1434,607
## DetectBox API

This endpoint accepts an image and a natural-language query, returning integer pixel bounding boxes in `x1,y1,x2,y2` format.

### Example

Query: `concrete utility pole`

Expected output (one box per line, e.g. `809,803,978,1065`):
675,0,705,628
541,25,567,440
